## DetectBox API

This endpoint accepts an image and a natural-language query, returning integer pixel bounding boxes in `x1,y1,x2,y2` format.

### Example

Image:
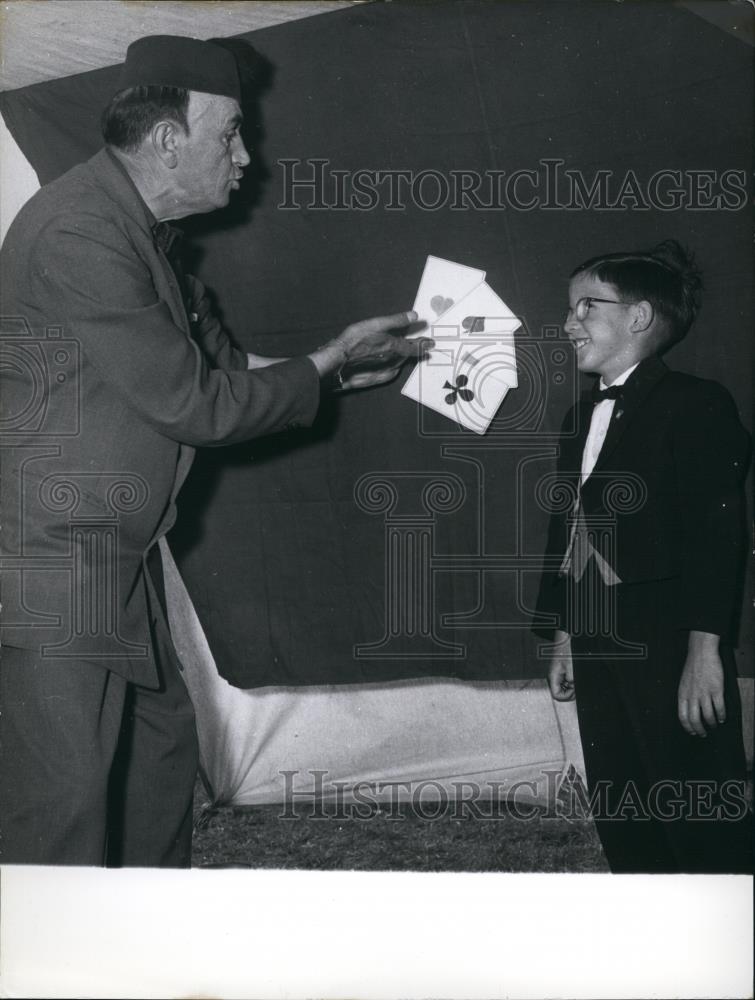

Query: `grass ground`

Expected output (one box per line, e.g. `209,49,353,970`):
191,779,609,872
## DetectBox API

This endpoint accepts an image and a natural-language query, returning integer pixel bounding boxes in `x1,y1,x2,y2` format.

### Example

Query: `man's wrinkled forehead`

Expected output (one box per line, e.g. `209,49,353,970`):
186,91,243,130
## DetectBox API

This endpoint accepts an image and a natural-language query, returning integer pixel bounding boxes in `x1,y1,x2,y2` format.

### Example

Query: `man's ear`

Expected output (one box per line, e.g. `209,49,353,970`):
629,299,654,334
151,120,182,168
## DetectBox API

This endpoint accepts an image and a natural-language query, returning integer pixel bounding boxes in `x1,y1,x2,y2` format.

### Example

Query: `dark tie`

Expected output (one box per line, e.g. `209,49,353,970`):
152,222,192,321
591,382,623,404
152,221,183,263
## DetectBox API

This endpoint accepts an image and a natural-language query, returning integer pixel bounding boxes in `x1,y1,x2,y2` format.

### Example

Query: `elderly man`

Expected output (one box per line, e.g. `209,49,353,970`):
0,36,430,867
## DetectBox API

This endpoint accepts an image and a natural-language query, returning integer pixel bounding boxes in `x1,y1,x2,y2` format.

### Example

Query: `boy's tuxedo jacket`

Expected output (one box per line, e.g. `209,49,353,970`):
537,356,750,643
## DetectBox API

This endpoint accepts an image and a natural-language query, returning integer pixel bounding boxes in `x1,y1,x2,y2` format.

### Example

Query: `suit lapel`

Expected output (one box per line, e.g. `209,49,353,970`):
92,149,190,332
89,150,195,541
154,247,191,332
592,356,668,473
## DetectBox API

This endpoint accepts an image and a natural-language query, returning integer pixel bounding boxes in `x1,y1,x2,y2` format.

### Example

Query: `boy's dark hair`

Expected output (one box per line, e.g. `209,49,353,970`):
571,240,703,347
101,86,190,153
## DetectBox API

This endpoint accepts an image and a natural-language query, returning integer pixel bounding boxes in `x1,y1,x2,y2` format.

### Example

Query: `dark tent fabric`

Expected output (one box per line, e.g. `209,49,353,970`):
2,1,752,688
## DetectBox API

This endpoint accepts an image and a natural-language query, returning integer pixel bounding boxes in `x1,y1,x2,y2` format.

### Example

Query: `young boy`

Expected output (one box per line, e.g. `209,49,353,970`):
537,240,752,873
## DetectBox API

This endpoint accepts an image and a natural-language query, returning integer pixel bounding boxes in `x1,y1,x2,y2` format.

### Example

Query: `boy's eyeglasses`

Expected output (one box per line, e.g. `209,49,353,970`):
569,297,628,322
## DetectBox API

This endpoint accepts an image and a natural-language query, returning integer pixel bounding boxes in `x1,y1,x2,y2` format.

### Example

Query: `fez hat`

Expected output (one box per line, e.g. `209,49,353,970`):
119,35,241,102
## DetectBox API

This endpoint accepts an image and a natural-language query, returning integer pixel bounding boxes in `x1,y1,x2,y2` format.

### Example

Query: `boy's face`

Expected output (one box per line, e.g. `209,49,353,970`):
565,273,639,384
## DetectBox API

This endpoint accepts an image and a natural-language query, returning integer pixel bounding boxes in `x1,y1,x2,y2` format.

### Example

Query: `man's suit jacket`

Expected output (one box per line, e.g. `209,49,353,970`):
536,356,750,644
1,148,321,685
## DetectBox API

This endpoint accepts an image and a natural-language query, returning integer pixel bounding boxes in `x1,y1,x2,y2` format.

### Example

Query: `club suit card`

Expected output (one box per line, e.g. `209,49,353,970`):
402,337,513,434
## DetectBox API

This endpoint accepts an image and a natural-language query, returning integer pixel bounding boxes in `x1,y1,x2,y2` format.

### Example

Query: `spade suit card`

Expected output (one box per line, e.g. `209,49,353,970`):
430,280,519,387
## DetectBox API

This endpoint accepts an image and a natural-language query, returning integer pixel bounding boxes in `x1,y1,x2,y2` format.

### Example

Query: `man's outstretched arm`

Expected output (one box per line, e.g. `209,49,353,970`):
248,310,431,391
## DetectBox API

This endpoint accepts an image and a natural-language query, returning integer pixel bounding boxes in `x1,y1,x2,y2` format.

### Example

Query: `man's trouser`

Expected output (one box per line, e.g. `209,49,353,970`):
0,550,198,867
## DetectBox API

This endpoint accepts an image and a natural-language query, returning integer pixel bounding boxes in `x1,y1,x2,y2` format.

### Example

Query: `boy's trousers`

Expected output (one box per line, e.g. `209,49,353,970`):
568,566,752,874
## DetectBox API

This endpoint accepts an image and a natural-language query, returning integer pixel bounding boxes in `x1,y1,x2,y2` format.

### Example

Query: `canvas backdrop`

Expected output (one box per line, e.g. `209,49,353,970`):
2,1,751,803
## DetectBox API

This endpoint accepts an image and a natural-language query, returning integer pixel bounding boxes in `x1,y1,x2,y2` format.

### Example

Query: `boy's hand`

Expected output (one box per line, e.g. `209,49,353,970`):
548,629,575,701
677,631,726,737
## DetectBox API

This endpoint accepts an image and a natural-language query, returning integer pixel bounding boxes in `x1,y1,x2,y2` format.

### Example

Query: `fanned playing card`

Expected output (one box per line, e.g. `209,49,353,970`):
411,255,486,332
401,340,511,434
403,279,519,433
433,281,519,386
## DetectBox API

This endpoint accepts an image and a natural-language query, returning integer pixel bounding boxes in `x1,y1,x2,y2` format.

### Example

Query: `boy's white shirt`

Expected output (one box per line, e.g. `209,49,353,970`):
560,362,641,586
581,363,640,483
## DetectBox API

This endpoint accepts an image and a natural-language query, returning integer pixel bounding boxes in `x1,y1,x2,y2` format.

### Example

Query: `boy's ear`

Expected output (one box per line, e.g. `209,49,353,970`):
630,300,654,334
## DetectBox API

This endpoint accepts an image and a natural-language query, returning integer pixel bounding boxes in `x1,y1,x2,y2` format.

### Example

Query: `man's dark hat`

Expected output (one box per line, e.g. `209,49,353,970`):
119,35,241,102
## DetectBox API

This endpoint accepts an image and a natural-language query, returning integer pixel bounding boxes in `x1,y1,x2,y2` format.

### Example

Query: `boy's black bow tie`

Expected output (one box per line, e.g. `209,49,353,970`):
591,383,623,404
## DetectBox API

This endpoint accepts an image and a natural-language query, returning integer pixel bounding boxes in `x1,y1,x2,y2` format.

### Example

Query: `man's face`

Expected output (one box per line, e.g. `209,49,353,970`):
171,91,250,215
564,273,638,384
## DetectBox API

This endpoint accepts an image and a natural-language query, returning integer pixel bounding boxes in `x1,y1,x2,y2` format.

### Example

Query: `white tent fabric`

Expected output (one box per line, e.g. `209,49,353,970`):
160,540,584,805
3,116,750,809
0,115,41,242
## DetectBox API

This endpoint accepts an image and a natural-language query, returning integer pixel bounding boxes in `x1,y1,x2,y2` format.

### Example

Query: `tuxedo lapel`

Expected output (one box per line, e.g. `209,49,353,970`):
592,356,668,473
562,397,594,478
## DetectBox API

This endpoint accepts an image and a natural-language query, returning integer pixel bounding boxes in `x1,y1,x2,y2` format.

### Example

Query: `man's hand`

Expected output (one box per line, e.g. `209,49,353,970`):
337,356,410,391
547,629,575,702
677,631,726,737
309,311,433,391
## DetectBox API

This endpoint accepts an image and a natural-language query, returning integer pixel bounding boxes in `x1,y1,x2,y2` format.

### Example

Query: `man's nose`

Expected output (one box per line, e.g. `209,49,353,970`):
233,136,251,168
